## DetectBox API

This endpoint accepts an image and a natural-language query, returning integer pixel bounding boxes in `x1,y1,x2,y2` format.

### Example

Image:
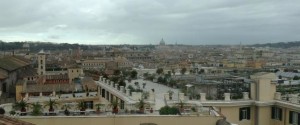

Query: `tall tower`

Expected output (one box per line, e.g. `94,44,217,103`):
37,50,46,75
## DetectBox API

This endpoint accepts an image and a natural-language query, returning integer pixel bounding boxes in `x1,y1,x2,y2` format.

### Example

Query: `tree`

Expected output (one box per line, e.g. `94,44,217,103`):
31,102,43,116
171,69,176,75
113,69,121,76
175,100,187,113
118,79,126,87
165,73,171,78
121,69,130,77
131,70,138,79
189,70,194,74
143,72,149,78
159,106,180,115
167,71,171,76
109,99,119,114
110,76,119,83
180,68,187,75
169,79,176,87
293,76,300,80
198,69,205,74
77,101,86,113
157,76,164,83
156,68,164,75
61,104,71,116
44,99,59,113
0,107,5,115
135,99,149,113
13,99,29,115
142,91,149,99
95,103,105,113
167,90,174,100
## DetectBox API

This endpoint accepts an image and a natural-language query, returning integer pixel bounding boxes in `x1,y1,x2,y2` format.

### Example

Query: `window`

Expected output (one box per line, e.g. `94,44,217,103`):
289,111,300,125
271,107,282,120
2,82,7,92
41,66,43,69
239,107,250,121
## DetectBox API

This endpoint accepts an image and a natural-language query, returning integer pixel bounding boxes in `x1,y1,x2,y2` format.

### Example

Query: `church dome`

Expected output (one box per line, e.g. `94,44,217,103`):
159,38,165,45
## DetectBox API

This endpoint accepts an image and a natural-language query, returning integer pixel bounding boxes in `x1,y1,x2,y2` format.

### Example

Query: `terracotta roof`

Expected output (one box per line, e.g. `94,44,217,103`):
18,68,37,78
45,74,68,80
0,56,30,71
25,84,75,93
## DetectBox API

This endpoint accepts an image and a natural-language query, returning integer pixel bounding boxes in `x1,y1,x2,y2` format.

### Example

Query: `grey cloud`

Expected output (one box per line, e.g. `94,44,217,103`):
0,0,300,45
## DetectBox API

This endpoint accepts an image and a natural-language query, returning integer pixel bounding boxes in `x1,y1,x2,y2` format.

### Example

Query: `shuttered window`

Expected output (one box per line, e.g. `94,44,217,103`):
289,111,300,125
239,107,250,121
271,107,282,121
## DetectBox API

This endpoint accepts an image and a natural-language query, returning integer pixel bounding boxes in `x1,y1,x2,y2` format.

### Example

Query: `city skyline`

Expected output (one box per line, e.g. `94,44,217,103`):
1,0,300,45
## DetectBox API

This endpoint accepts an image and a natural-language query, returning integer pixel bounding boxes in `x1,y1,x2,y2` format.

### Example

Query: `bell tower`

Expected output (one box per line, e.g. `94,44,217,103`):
37,50,46,75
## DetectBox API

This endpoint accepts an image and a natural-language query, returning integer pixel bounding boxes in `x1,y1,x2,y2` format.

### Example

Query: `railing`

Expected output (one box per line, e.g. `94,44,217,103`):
279,94,300,104
27,92,98,102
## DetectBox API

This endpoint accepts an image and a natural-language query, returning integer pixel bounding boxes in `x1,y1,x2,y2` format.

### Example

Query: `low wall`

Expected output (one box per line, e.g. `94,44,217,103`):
20,115,222,125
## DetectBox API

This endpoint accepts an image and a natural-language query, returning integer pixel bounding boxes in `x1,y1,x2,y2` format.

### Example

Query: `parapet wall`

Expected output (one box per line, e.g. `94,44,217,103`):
20,115,223,125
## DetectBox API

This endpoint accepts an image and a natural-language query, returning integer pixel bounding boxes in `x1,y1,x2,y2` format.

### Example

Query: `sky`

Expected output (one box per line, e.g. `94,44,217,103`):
0,0,300,45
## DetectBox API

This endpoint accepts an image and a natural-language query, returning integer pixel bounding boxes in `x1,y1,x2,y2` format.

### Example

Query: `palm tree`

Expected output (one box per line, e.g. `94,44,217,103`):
13,99,29,116
180,68,187,75
175,100,187,113
156,68,164,75
31,102,43,116
95,103,105,114
168,90,174,100
77,101,86,115
109,99,119,114
44,99,59,112
135,99,149,113
61,104,71,116
77,101,86,110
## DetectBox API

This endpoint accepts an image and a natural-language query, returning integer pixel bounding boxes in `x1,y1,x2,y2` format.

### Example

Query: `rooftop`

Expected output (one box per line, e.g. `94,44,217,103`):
0,56,30,71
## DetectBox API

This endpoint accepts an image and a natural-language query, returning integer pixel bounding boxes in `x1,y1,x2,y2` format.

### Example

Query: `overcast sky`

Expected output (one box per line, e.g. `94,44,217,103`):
0,0,300,45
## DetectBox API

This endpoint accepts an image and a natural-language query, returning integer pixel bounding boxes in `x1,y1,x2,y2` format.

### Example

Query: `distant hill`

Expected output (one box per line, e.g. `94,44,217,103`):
251,41,300,48
0,40,156,52
0,41,91,52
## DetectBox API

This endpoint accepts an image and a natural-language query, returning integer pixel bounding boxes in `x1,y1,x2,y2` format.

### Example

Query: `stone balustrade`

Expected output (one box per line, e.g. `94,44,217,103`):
178,93,185,101
119,86,124,93
126,89,130,96
243,92,249,100
289,94,299,104
224,93,230,101
200,93,206,101
115,84,119,89
274,92,281,100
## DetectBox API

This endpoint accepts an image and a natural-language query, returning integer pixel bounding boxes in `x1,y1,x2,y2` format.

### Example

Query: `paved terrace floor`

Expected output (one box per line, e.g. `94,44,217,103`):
128,79,180,110
97,78,180,110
